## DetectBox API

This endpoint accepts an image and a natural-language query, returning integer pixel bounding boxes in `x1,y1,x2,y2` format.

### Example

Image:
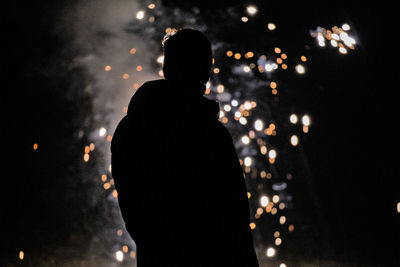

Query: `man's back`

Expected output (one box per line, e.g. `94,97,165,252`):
111,79,259,266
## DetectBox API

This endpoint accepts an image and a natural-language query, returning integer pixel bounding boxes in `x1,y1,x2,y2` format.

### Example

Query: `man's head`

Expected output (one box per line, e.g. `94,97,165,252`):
162,28,213,85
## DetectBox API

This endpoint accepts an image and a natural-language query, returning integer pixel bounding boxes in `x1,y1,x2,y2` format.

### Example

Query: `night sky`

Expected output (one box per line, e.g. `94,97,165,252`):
3,0,399,266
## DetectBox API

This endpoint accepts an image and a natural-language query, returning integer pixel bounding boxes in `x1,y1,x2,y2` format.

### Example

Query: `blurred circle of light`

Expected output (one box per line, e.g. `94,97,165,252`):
265,63,273,72
157,55,164,64
344,37,356,47
116,251,123,262
241,135,250,145
244,101,252,110
331,33,340,40
295,64,305,74
254,119,264,131
280,264,287,267
342,23,351,31
339,31,349,40
219,111,225,119
317,33,325,42
330,40,338,47
268,149,277,159
241,17,249,22
136,10,145,20
231,99,239,107
99,127,107,137
339,47,348,54
290,114,298,124
291,135,299,146
260,196,269,207
244,157,252,167
266,247,276,257
246,5,258,15
301,115,311,126
19,251,24,260
223,104,231,112
397,202,400,213
234,111,242,118
267,23,276,30
318,41,326,47
239,117,248,125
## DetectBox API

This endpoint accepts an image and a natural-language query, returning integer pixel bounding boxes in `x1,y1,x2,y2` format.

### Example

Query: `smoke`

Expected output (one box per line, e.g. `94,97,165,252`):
56,0,164,265
65,0,159,133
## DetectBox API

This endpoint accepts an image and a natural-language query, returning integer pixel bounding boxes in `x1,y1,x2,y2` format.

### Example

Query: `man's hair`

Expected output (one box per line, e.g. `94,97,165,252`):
162,28,213,84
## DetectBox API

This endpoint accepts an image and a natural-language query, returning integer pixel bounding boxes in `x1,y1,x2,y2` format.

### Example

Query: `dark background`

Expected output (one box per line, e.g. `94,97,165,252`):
3,0,399,266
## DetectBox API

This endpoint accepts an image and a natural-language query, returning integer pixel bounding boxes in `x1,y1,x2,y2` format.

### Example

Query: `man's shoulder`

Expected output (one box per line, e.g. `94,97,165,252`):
127,79,167,114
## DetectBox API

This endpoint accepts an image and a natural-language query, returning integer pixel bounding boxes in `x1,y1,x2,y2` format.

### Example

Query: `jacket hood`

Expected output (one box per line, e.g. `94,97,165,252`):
127,79,220,120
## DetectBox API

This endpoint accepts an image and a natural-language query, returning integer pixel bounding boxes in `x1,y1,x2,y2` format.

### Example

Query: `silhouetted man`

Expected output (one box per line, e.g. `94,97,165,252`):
111,28,259,267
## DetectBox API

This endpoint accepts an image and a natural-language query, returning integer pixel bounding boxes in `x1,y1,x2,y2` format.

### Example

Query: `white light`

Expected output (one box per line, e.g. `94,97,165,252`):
272,195,280,203
339,47,348,54
317,33,325,42
290,114,298,124
219,111,225,119
206,81,211,89
266,247,276,257
339,32,349,41
116,251,123,262
267,23,276,30
254,119,264,131
331,33,340,40
330,39,338,47
260,196,269,207
136,10,145,20
342,23,351,31
246,5,258,15
272,63,278,69
279,264,287,267
301,115,311,126
318,41,326,47
231,99,239,107
244,101,252,110
244,157,252,166
234,111,242,118
223,104,231,112
241,17,249,23
241,135,250,145
268,149,277,159
290,135,299,146
295,64,305,74
157,55,164,64
265,64,273,72
243,66,251,72
344,37,356,47
99,127,107,137
239,117,248,125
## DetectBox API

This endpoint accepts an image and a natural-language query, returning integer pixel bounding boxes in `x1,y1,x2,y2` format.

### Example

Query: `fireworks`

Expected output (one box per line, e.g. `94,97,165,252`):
77,2,362,266
310,24,357,54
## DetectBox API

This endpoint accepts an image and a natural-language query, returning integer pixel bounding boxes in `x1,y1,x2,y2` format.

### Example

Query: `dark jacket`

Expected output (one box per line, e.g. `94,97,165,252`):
111,79,259,267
